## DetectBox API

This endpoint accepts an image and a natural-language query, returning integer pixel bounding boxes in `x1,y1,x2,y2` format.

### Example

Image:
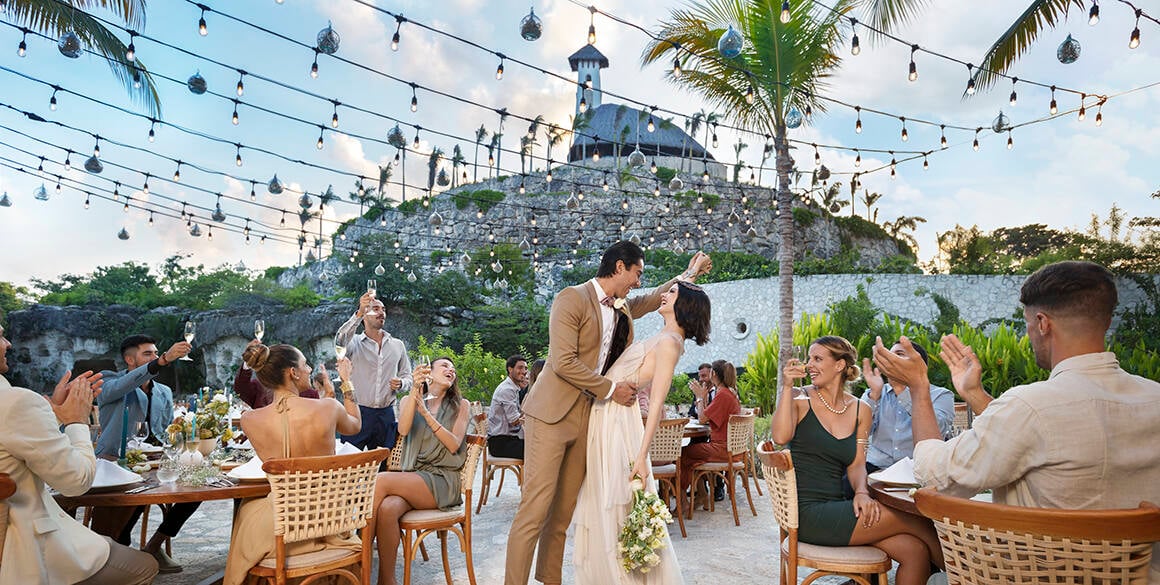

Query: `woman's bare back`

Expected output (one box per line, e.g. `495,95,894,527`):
241,396,342,460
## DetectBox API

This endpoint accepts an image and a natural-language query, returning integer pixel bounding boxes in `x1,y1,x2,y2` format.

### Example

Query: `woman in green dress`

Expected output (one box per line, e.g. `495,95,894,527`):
372,356,470,585
771,336,943,585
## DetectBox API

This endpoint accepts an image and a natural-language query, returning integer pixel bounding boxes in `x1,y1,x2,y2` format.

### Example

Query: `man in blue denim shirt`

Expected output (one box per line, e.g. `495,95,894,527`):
861,340,955,474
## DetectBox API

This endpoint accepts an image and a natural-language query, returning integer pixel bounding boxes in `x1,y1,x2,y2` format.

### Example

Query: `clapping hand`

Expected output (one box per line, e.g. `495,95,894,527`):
861,358,885,400
940,334,983,396
872,336,928,391
52,371,103,426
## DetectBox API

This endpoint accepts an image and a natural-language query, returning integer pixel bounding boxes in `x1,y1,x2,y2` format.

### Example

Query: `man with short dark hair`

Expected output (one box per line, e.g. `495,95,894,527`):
874,261,1160,583
686,362,713,419
0,321,159,585
861,340,954,472
92,334,196,573
488,354,529,459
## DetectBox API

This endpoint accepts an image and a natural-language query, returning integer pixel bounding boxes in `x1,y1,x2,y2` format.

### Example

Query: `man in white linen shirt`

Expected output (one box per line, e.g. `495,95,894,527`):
0,321,158,585
873,260,1160,583
487,354,529,459
334,292,413,452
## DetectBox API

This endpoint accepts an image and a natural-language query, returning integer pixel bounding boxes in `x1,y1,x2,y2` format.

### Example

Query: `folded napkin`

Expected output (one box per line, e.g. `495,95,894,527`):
91,459,145,489
227,441,363,480
868,457,919,487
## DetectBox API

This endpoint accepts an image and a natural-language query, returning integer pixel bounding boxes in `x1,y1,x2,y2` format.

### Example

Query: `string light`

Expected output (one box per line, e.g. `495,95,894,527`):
854,106,862,133
587,7,597,44
64,151,71,171
84,195,90,209
1089,0,1100,25
331,102,340,128
900,117,908,142
198,5,208,36
854,150,861,167
940,125,947,149
148,120,156,142
235,70,245,96
310,51,319,78
745,84,755,104
17,29,27,57
908,45,918,82
780,0,791,23
672,54,681,76
923,154,929,170
1078,93,1087,121
1129,10,1142,49
410,84,418,112
232,100,239,125
316,127,325,150
496,55,505,80
850,19,860,55
1009,78,1018,106
1049,86,1058,115
965,63,976,95
173,161,182,182
142,174,150,194
413,128,421,149
1007,130,1014,149
647,115,655,132
49,88,58,111
578,96,588,113
1095,102,1104,126
391,16,403,51
972,129,980,151
126,32,136,62
235,144,243,166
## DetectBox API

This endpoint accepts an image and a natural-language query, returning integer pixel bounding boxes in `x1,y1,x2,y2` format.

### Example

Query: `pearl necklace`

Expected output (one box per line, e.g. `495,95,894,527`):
813,389,849,415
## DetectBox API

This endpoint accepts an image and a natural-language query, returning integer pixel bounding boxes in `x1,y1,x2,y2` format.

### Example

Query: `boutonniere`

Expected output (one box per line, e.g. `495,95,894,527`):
612,298,627,311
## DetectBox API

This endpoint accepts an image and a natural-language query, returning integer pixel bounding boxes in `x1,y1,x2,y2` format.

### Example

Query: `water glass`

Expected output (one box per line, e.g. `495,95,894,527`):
157,460,180,484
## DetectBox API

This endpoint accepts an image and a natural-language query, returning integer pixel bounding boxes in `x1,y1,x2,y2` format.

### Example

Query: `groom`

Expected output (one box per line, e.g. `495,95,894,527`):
505,241,711,585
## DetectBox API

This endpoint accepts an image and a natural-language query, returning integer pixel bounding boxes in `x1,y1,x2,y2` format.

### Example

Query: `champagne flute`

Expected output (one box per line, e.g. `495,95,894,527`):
416,355,432,396
790,344,811,400
334,334,347,360
179,321,196,361
366,279,377,298
254,319,265,342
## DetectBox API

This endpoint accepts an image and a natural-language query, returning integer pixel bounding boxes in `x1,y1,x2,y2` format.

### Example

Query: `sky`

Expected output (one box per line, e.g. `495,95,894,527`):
0,0,1157,290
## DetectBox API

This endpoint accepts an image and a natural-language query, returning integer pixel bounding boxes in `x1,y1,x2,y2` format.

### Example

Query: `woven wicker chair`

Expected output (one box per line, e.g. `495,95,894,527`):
0,472,14,568
951,402,972,436
648,418,688,538
475,409,524,514
387,441,405,472
914,488,1160,585
688,413,758,526
398,434,486,585
758,445,891,585
246,448,390,585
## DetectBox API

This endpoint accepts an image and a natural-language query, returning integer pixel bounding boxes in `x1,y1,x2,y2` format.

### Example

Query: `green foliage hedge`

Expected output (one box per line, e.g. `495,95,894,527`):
452,189,505,213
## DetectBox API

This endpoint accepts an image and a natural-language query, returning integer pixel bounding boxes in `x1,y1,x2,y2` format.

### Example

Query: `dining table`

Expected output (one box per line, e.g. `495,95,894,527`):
869,480,993,516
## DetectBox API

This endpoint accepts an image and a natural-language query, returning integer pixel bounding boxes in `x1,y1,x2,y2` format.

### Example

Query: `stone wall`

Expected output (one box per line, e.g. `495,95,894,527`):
634,273,1159,374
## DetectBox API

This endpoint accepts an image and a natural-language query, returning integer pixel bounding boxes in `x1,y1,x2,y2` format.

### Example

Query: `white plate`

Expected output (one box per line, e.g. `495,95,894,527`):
226,440,363,481
869,457,920,487
88,460,145,492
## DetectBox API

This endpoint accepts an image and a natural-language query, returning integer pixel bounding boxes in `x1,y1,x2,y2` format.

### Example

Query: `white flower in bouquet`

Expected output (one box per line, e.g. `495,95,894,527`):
618,473,675,573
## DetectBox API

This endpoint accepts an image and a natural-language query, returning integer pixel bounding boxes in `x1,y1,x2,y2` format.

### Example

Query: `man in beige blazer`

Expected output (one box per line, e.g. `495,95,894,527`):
0,322,158,585
505,242,710,585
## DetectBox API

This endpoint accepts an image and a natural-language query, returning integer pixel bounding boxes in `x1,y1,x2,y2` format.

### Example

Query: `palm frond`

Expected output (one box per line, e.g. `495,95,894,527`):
971,0,1084,93
858,0,932,36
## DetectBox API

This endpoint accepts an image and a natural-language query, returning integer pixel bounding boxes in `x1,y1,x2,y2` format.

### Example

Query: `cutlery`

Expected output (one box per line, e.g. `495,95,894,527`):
125,483,160,494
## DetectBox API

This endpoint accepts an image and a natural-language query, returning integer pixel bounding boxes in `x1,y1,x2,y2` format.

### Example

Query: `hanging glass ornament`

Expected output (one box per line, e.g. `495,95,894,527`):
267,174,284,194
520,7,543,41
305,250,317,263
0,192,10,207
565,193,579,209
1057,34,1081,64
668,177,684,191
187,71,207,95
34,183,49,201
84,155,103,173
491,260,503,273
829,201,841,213
629,233,642,246
436,168,450,186
519,237,531,251
298,193,313,208
57,31,82,58
672,240,685,254
428,210,443,226
817,164,831,181
785,107,804,129
212,204,227,222
991,110,1011,133
189,223,202,237
117,227,130,240
316,21,340,55
373,262,386,276
406,270,417,283
387,125,407,149
746,226,758,238
460,252,471,267
717,25,743,58
627,148,647,167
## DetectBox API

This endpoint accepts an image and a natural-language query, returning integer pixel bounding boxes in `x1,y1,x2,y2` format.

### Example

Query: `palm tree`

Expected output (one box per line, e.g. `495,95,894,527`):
473,124,488,183
7,1,162,118
427,147,444,192
377,164,392,203
495,108,509,176
861,189,883,222
519,135,538,175
732,139,748,183
645,0,851,377
819,181,848,215
685,112,705,173
545,124,567,171
571,112,593,162
450,145,466,188
884,215,927,254
487,134,501,179
526,114,545,166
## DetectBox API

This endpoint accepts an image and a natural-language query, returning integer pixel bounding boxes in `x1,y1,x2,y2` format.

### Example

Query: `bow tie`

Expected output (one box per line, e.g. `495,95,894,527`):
600,295,617,308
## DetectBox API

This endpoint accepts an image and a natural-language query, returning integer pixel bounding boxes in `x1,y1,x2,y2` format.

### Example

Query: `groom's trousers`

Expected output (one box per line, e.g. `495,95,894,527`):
504,396,592,585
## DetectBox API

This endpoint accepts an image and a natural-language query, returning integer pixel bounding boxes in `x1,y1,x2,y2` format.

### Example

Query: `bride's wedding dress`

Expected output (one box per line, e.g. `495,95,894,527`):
573,332,685,585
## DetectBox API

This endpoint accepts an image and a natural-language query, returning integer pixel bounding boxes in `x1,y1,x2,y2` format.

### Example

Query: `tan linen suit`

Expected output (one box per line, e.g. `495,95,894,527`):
505,277,676,585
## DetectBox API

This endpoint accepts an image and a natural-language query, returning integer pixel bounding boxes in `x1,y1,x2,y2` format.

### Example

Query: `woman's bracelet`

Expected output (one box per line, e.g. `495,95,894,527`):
339,380,354,395
855,490,869,495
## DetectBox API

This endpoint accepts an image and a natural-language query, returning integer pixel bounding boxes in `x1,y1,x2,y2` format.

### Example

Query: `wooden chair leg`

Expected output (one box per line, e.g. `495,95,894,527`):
728,469,740,526
139,505,149,550
475,467,490,514
750,454,764,496
741,466,757,517
439,530,452,585
419,539,430,562
402,529,415,585
461,521,478,585
495,467,506,497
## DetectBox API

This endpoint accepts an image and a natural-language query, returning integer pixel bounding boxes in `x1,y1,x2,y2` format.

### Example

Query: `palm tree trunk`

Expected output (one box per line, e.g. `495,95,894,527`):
401,149,407,203
473,143,480,183
774,126,795,391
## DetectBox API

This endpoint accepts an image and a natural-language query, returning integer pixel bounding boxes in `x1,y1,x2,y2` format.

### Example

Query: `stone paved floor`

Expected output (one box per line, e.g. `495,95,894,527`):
149,473,862,585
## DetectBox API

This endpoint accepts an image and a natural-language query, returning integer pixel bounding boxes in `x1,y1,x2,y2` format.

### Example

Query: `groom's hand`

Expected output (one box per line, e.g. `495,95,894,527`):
611,381,637,407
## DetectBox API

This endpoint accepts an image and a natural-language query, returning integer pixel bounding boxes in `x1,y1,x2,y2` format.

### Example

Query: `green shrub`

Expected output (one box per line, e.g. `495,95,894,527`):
834,215,890,240
395,198,424,214
655,166,677,183
667,372,693,405
413,334,505,403
792,207,818,227
453,189,505,213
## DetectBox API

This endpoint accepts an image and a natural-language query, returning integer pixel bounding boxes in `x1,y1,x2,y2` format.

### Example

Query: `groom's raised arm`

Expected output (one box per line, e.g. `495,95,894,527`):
548,286,613,398
627,251,711,317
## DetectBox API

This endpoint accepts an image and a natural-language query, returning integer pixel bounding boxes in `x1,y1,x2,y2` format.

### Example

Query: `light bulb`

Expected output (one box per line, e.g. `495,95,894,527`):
198,15,207,36
1095,107,1103,126
854,152,861,167
64,155,71,171
1089,1,1100,25
496,61,504,80
647,116,655,132
126,40,135,62
908,59,917,82
49,94,57,111
579,97,588,113
851,33,860,55
923,156,929,170
966,77,976,95
17,38,27,57
173,165,181,182
232,108,239,125
411,95,418,112
84,197,90,209
1050,98,1058,115
855,117,862,134
940,133,947,149
236,152,243,166
712,133,718,148
317,134,324,150
745,85,755,104
331,112,339,128
391,31,400,51
1078,105,1086,121
672,57,681,76
1129,27,1141,49
310,60,318,78
592,150,600,162
780,0,791,23
588,24,596,45
901,126,909,142
1007,134,1014,149
236,76,244,97
148,125,155,142
973,135,980,151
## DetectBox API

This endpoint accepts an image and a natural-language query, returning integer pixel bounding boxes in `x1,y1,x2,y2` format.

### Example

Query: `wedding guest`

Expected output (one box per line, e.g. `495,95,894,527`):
521,359,545,405
92,334,197,573
335,293,414,452
223,343,362,585
487,355,527,459
686,362,714,419
875,261,1160,583
773,336,942,585
372,356,470,585
0,321,159,585
234,339,319,408
680,359,740,506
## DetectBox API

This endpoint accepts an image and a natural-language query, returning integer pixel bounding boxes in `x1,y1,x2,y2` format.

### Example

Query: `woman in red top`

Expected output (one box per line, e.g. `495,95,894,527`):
680,359,741,499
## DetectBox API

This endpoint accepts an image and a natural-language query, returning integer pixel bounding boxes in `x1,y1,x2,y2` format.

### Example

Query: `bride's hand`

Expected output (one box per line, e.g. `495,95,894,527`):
629,454,650,485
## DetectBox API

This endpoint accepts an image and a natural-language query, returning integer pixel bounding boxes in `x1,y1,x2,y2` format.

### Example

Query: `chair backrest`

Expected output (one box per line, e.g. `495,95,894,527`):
460,434,485,497
726,413,755,456
952,402,971,435
914,488,1160,585
649,418,688,465
469,401,484,418
757,445,797,530
262,448,390,544
387,442,405,471
473,411,488,436
0,472,14,566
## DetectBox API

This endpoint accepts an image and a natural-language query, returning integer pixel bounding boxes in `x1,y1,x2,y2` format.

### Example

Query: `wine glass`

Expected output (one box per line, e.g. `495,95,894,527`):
416,355,432,392
254,319,265,342
132,421,149,448
164,431,185,461
790,345,811,400
366,279,377,298
334,334,347,360
179,321,196,361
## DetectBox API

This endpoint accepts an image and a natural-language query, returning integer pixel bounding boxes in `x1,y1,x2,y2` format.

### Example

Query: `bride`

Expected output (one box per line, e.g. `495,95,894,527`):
574,280,711,584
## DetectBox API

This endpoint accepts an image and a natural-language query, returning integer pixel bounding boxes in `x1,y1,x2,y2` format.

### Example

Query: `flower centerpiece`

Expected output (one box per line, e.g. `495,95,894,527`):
618,475,674,573
169,391,234,456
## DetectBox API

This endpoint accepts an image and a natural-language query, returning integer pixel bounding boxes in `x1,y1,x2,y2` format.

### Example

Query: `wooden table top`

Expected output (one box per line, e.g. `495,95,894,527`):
54,470,269,508
868,480,921,516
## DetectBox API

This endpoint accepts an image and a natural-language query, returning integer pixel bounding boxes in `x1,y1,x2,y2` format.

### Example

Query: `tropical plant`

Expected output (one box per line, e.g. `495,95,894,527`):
472,124,488,183
426,147,444,191
545,123,567,168
519,135,537,175
487,134,501,179
645,0,852,386
732,138,748,183
450,145,466,188
884,215,927,254
818,181,848,214
860,189,883,222
6,0,162,117
494,108,509,176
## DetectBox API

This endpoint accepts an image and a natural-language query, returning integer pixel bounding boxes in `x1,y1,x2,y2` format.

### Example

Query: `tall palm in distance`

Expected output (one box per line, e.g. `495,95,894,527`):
450,145,465,188
473,125,488,183
644,0,852,379
6,0,162,118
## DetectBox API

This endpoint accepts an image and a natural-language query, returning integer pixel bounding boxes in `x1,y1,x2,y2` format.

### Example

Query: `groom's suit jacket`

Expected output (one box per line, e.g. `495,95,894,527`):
523,276,679,425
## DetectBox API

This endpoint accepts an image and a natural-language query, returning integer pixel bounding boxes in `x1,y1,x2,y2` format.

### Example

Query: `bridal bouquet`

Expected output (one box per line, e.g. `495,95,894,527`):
618,476,674,573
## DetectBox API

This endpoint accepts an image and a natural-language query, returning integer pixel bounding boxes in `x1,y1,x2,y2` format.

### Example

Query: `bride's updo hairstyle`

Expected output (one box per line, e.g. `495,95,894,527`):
674,281,711,346
242,343,301,389
810,335,862,390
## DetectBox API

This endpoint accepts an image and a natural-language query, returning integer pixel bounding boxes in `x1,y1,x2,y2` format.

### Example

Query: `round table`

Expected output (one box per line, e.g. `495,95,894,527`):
868,480,920,516
683,422,710,440
54,470,269,508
